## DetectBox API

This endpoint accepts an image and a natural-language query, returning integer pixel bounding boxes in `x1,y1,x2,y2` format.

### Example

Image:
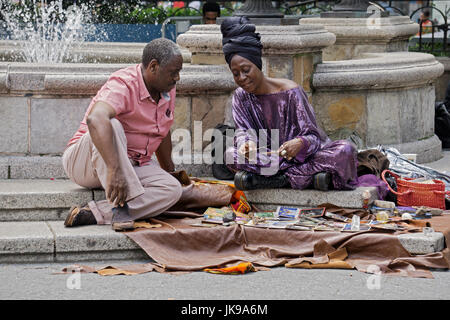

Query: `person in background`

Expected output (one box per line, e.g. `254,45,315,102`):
173,1,185,9
416,9,433,36
202,1,220,24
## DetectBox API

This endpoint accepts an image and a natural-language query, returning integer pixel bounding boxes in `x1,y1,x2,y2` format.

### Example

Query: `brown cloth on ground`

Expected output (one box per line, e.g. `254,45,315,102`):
357,149,390,178
61,263,165,276
61,214,450,278
121,213,450,278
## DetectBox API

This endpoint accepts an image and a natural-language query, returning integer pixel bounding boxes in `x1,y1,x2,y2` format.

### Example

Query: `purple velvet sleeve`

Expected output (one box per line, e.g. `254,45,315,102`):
291,89,322,163
231,92,257,149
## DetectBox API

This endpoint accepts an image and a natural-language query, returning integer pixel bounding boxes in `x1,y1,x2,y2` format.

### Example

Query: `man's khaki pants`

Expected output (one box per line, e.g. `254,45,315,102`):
62,119,182,224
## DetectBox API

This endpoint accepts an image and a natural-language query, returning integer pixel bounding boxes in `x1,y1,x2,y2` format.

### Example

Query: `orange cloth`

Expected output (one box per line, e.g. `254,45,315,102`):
204,262,256,274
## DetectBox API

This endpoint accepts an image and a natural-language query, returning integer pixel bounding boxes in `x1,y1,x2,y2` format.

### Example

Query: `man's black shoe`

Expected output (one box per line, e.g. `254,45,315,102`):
313,172,333,191
64,205,97,227
234,171,290,191
112,203,135,231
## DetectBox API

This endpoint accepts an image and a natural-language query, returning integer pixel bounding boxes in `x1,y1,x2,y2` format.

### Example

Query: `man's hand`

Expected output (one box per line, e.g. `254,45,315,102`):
278,138,303,161
106,166,128,207
87,101,127,207
238,140,257,159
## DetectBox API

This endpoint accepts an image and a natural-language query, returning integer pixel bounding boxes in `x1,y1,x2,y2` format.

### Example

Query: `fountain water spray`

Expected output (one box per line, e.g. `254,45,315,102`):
0,0,102,63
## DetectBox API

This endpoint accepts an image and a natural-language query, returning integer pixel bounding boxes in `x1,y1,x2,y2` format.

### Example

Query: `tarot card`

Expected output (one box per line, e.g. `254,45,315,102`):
286,225,312,231
370,223,404,231
313,225,337,231
341,223,371,232
324,211,351,222
276,206,300,219
203,207,233,218
299,208,326,218
253,212,277,219
190,221,219,228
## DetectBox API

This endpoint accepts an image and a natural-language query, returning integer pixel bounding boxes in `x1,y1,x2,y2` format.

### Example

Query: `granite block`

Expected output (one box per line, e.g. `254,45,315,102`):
244,187,378,209
398,232,445,255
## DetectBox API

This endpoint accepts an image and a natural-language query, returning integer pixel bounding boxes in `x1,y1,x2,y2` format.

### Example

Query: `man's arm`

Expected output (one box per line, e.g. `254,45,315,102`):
155,131,175,172
87,101,128,207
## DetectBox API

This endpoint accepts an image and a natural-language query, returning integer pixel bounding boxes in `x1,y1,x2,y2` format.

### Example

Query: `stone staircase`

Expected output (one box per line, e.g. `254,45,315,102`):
0,152,447,264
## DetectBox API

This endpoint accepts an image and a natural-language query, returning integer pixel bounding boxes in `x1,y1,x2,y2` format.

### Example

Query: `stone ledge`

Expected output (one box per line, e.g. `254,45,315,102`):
0,156,68,179
177,24,336,56
300,16,418,41
48,221,140,252
0,40,192,64
0,155,213,180
0,179,92,210
0,221,54,256
383,135,443,164
313,52,444,90
0,220,147,263
245,186,378,209
0,61,235,95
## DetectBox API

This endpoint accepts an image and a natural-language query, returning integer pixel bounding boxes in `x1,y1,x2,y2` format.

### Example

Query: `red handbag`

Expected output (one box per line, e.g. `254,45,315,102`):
382,170,449,210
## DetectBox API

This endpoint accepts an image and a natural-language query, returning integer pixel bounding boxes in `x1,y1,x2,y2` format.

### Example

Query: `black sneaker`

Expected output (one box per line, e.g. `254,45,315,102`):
234,171,290,191
111,203,135,232
313,172,333,191
64,205,97,227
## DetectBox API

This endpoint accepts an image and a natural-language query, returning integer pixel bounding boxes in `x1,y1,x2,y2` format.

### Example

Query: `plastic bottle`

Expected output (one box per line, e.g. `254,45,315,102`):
351,215,360,231
362,190,371,210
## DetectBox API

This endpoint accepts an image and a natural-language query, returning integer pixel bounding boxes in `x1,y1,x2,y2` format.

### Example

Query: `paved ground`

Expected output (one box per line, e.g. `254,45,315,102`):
0,259,449,300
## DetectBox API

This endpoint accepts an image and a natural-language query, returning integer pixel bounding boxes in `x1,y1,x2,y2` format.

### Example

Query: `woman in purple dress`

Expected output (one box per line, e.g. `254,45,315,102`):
221,17,359,191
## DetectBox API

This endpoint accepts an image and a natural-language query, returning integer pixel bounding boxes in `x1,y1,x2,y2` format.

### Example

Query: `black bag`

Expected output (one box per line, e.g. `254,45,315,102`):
435,101,450,148
211,124,236,180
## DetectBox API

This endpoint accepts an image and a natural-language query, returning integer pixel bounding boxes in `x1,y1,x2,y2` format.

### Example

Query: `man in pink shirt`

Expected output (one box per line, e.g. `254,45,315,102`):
63,38,184,231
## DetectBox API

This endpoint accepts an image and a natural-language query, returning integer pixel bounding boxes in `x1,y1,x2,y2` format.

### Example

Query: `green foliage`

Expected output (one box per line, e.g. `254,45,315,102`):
1,0,234,25
409,41,450,57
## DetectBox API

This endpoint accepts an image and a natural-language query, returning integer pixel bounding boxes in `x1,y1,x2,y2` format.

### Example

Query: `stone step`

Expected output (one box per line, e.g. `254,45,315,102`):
0,179,96,221
0,154,212,179
0,179,379,222
245,186,379,210
0,220,444,263
0,221,145,263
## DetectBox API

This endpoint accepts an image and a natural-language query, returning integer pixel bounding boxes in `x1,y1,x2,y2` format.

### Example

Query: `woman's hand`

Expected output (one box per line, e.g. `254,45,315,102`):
278,138,303,161
238,140,257,159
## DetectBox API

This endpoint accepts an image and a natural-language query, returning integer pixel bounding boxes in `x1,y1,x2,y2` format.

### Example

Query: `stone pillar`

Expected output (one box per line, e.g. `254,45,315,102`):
312,52,444,163
177,24,336,96
300,16,419,61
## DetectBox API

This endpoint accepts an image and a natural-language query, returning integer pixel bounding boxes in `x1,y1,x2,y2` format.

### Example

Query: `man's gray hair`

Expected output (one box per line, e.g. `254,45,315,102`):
142,38,182,68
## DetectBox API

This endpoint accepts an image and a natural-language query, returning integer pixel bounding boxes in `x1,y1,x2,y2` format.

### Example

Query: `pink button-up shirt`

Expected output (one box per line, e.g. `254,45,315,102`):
68,64,176,166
